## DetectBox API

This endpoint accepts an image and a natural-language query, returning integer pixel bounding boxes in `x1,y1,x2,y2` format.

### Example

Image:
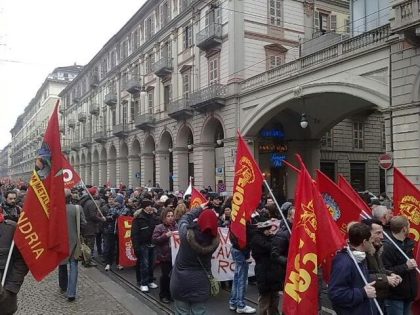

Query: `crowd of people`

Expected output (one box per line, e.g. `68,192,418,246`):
0,181,418,315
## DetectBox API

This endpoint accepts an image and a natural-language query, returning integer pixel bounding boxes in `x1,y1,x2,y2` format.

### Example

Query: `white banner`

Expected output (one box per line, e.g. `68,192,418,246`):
170,227,256,281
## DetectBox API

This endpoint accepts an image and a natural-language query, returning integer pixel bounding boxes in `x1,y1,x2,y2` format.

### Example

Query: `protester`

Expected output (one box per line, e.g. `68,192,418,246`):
170,206,220,314
152,208,178,303
250,219,283,315
79,186,105,267
372,205,393,233
58,189,87,302
381,216,418,315
328,222,377,315
0,212,28,314
218,207,232,228
228,221,256,314
131,199,159,292
0,191,22,222
174,203,188,222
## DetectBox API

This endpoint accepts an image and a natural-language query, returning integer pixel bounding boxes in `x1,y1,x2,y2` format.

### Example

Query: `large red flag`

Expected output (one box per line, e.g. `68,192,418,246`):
231,132,264,248
337,175,372,215
62,153,81,189
283,156,345,315
14,101,69,281
393,167,420,314
190,187,207,209
317,170,363,235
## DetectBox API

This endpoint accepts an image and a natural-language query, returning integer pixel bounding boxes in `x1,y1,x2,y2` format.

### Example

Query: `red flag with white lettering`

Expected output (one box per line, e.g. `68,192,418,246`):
231,132,263,248
118,216,137,267
61,153,81,189
190,188,207,209
14,101,69,281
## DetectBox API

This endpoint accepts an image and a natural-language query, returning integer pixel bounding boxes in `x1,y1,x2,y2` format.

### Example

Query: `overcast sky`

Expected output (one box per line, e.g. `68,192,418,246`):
0,0,146,150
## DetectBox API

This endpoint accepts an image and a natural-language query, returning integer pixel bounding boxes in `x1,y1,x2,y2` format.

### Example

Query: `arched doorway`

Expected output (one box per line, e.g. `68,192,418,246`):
131,139,141,187
99,147,107,186
92,148,99,186
157,131,173,191
175,125,194,191
143,136,156,187
85,151,92,185
109,145,117,187
80,152,86,184
119,142,129,187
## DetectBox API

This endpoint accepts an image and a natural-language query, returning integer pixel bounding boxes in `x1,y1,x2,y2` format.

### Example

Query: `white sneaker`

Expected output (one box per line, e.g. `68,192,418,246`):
140,285,149,292
229,305,236,311
148,282,158,289
104,264,110,271
236,306,256,314
117,264,124,270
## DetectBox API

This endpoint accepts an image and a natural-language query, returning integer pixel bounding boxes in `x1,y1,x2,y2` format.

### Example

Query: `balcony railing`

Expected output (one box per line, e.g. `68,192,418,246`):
104,92,117,106
70,141,80,151
112,123,129,137
392,0,420,32
78,112,87,122
167,98,193,120
81,136,92,147
89,103,100,115
189,84,227,112
68,118,76,128
62,145,71,154
196,23,222,51
125,78,141,94
153,57,173,77
134,113,155,130
93,131,107,143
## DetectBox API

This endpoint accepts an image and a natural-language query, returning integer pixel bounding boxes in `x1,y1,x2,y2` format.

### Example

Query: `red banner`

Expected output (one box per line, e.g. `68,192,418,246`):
316,170,363,235
231,133,264,248
190,188,207,209
337,175,372,215
283,156,345,315
14,101,69,281
118,216,137,267
61,153,81,189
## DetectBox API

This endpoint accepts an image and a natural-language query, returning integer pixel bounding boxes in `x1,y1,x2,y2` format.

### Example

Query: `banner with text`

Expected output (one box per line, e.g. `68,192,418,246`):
118,216,137,267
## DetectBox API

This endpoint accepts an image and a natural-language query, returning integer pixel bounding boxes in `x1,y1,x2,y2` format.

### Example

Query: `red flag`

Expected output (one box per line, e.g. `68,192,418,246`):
413,246,420,314
14,101,69,281
317,171,363,235
118,216,137,267
337,175,372,215
231,132,264,248
61,153,81,189
190,187,207,209
283,156,345,315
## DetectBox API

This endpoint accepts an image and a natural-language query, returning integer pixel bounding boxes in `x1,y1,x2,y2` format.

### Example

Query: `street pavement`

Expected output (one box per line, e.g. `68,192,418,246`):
16,265,160,315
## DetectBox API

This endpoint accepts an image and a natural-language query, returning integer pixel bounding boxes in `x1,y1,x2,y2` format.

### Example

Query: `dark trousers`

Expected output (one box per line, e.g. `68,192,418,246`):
0,286,17,315
134,249,142,285
259,291,280,315
104,233,119,265
95,232,103,255
159,261,172,299
138,245,155,286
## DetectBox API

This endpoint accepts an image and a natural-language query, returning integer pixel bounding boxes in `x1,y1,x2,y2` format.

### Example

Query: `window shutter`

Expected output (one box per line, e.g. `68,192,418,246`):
314,11,319,30
330,15,337,32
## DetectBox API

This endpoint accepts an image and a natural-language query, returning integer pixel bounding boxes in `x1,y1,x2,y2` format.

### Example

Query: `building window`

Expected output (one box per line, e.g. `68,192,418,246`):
101,58,108,78
353,121,364,149
205,7,222,26
183,25,193,49
111,107,116,126
265,45,286,70
146,54,154,74
321,129,333,148
269,0,283,26
110,51,117,69
182,70,191,99
161,1,170,26
145,16,154,41
163,84,171,110
148,90,154,113
121,40,129,60
208,55,219,84
130,100,136,121
344,19,350,34
350,162,366,191
330,15,337,32
121,72,128,90
132,29,139,50
320,162,336,181
122,101,128,124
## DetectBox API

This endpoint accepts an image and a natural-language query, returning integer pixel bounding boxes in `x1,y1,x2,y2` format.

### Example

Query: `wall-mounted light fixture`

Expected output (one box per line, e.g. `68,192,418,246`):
216,139,223,146
168,147,173,153
300,113,308,129
187,144,193,150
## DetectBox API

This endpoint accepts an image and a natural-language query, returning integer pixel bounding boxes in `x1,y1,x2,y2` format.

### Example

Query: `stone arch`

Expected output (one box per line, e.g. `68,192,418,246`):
130,138,142,187
143,135,156,187
92,148,100,186
99,146,107,186
85,151,92,185
176,124,194,148
109,144,117,187
119,141,129,187
175,124,194,191
201,116,225,144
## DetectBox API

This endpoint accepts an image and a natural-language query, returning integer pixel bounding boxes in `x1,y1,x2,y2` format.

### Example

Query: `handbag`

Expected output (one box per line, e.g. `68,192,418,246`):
75,205,91,262
197,256,220,296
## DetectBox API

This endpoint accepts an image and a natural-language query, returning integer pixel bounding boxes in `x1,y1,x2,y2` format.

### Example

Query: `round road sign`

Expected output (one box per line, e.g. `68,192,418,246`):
379,153,393,170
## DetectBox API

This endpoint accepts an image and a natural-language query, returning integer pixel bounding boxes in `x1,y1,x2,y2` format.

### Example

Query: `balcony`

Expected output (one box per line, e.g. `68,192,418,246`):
93,131,107,143
89,103,100,115
104,92,117,106
78,112,87,122
196,24,222,51
62,145,71,155
152,57,173,77
112,123,129,137
392,0,420,42
81,136,92,148
189,84,227,112
135,113,155,130
73,96,81,104
70,141,80,151
90,75,99,88
167,98,193,120
68,118,76,128
125,78,141,94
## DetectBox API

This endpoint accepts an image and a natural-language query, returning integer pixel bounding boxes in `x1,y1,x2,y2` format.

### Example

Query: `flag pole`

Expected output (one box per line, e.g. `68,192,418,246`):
1,241,15,286
263,179,291,234
346,246,384,315
80,180,105,219
361,210,420,274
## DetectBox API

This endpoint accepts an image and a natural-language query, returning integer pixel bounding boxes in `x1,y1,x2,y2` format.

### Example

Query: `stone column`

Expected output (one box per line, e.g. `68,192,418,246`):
85,162,91,185
92,161,99,186
192,143,216,190
156,150,170,191
109,158,117,187
227,0,244,83
141,153,155,187
173,147,189,192
118,156,129,187
128,155,141,188
98,160,106,186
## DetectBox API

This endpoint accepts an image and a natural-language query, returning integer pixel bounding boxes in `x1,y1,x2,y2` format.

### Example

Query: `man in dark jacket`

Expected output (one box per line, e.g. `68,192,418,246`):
381,216,418,315
0,191,22,222
131,200,159,292
328,222,378,315
170,206,220,314
0,212,28,314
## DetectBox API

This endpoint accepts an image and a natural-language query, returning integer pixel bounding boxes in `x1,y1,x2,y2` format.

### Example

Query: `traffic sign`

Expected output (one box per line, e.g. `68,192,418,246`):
379,153,393,170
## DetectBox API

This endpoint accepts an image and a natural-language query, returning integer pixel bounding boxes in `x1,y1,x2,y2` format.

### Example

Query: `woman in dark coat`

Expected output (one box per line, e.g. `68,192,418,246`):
170,206,220,314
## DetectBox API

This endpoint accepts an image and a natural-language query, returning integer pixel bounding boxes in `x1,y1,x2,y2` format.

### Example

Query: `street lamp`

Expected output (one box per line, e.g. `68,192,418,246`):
300,113,308,129
216,139,223,146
